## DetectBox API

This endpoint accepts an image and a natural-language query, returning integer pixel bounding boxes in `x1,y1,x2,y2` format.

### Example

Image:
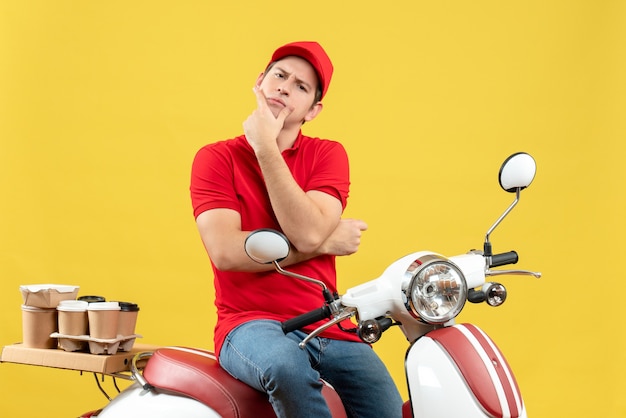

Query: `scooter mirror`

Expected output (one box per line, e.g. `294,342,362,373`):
498,152,536,193
244,229,290,264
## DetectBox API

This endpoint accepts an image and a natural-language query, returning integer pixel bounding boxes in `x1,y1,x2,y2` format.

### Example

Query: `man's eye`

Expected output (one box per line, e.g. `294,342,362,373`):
298,84,308,92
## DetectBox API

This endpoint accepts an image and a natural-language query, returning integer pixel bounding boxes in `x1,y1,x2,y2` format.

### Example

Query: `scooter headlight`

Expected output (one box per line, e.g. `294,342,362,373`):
405,254,467,324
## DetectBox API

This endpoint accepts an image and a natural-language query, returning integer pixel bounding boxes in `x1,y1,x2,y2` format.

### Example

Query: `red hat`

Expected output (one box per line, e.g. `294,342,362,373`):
269,41,333,99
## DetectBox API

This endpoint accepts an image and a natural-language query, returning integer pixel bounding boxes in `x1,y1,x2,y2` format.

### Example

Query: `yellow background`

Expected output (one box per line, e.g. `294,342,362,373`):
1,1,625,416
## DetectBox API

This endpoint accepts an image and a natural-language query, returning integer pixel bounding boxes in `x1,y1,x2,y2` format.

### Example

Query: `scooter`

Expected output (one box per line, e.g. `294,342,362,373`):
81,152,540,418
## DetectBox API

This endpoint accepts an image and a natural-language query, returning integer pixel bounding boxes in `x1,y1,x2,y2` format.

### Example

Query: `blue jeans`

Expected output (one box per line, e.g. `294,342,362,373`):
219,320,403,418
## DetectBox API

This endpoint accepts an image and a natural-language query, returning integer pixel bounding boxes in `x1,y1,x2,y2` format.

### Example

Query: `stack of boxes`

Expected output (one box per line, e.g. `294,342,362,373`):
20,284,79,349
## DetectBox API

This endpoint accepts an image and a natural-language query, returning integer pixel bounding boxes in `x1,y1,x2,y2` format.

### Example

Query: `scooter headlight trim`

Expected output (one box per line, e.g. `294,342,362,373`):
404,254,467,324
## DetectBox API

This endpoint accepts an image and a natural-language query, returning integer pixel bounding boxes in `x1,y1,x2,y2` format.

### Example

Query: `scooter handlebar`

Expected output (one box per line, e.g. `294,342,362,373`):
489,251,518,267
282,306,332,334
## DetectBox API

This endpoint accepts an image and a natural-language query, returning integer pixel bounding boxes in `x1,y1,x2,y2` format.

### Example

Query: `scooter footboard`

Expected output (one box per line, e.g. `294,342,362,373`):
406,323,525,418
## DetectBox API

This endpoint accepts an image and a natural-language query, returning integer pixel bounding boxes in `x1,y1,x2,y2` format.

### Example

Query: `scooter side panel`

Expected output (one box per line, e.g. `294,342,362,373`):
406,337,488,417
406,324,526,418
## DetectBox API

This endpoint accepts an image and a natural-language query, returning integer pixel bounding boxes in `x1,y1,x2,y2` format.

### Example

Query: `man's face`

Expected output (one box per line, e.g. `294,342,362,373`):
257,56,322,126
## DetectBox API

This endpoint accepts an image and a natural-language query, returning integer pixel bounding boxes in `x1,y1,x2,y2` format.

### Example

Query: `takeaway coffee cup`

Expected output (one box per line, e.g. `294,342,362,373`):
57,300,89,336
87,302,120,340
116,302,140,336
21,305,57,348
77,296,105,334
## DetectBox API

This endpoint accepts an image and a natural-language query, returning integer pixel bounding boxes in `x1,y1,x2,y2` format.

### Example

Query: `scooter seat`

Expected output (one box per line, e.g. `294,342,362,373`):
142,346,347,418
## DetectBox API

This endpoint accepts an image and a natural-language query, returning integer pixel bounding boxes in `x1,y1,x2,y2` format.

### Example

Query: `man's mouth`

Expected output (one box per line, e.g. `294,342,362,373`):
267,97,286,107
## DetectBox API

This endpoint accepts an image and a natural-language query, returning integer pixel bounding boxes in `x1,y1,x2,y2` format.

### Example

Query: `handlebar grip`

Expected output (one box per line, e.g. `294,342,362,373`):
282,306,332,334
490,251,519,267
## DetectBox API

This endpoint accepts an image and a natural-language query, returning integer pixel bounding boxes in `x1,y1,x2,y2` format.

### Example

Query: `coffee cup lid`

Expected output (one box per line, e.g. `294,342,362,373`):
78,295,106,303
87,301,120,311
116,301,140,312
57,300,89,312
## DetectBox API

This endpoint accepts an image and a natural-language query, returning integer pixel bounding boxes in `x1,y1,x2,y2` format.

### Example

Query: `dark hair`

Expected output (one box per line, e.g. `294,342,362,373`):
264,61,323,105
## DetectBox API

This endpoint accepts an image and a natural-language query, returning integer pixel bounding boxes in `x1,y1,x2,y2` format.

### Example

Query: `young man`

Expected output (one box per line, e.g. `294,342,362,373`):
190,41,402,418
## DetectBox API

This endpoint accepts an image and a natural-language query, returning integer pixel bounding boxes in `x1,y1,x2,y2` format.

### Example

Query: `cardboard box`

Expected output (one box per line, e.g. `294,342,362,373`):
20,284,80,308
1,343,158,375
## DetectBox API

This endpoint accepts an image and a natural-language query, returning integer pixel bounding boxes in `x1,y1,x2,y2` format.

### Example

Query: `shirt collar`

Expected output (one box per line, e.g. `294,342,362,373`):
283,130,303,153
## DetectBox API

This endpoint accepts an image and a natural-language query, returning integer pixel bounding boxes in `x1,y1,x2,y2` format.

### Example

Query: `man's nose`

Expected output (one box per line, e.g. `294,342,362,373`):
277,80,291,95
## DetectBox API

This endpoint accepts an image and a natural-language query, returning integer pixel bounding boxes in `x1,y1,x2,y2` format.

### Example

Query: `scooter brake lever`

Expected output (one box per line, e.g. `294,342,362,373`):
486,269,542,278
298,308,356,349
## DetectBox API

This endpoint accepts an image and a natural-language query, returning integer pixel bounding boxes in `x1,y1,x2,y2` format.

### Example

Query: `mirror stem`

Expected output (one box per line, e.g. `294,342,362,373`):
273,261,329,292
273,261,335,303
484,187,521,258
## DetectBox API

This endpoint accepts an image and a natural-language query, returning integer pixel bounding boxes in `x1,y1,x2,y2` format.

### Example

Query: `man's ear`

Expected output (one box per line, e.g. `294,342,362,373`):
255,72,265,88
304,102,323,122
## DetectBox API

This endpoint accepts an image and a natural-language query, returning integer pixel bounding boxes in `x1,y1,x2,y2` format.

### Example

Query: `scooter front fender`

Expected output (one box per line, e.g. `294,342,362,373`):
405,323,526,418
